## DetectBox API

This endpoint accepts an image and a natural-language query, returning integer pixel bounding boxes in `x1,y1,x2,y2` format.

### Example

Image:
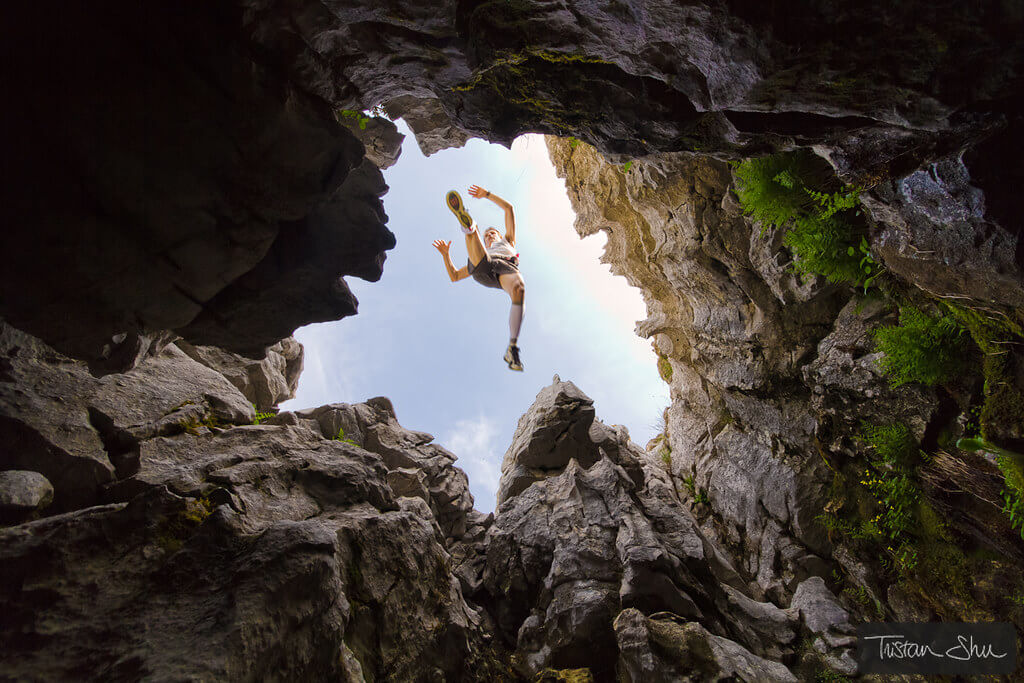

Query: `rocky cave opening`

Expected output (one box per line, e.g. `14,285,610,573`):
2,1,1024,681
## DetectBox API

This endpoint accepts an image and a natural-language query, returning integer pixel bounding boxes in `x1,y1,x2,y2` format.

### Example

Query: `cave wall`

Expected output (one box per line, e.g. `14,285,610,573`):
545,129,1024,653
2,0,1024,680
4,0,1022,367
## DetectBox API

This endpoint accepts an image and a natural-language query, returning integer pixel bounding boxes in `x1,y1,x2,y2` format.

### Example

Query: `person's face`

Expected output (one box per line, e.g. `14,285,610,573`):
484,229,500,246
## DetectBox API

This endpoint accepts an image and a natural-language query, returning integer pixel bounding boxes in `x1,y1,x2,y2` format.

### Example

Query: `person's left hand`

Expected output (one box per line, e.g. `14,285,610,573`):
468,185,487,198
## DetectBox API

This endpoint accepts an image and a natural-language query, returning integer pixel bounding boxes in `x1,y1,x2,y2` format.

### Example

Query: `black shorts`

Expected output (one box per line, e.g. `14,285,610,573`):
467,254,519,289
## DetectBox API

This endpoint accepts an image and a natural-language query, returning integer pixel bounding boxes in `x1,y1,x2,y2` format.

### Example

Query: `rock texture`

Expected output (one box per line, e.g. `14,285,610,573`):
3,323,861,681
546,120,1024,673
0,323,507,682
0,470,54,523
478,378,811,680
5,0,1022,365
177,337,304,412
4,0,1024,679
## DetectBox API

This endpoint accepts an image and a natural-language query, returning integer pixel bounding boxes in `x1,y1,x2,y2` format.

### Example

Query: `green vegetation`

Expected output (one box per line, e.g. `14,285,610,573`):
872,306,966,387
657,355,673,383
253,406,275,425
943,303,1024,538
660,448,672,468
858,422,918,467
818,421,973,605
339,109,372,130
682,475,709,504
568,137,581,150
154,497,214,554
333,427,360,446
959,437,1024,540
621,160,633,173
179,412,220,435
732,151,878,286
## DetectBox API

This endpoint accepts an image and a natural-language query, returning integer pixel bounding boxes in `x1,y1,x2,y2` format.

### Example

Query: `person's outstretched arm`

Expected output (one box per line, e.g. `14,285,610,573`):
469,185,516,246
433,240,470,282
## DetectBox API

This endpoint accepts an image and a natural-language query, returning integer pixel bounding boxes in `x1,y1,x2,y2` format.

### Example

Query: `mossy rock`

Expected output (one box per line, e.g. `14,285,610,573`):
534,669,593,683
657,355,673,382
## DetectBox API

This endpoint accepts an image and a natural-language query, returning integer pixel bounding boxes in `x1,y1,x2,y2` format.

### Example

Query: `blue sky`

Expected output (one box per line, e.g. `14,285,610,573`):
281,121,669,512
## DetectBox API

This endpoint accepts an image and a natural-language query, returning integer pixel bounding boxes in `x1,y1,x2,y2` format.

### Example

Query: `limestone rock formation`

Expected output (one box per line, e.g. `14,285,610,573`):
0,470,54,523
3,323,870,681
177,337,304,412
0,322,507,682
545,120,1024,660
480,378,810,680
614,609,797,683
6,0,1022,366
3,0,1024,679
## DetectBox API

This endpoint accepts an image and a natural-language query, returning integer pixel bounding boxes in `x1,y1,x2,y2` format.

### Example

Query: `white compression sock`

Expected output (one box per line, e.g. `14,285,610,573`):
509,303,524,344
462,220,477,235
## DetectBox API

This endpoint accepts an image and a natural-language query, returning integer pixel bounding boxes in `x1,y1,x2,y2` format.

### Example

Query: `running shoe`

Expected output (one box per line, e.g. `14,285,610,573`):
504,344,524,372
445,190,474,231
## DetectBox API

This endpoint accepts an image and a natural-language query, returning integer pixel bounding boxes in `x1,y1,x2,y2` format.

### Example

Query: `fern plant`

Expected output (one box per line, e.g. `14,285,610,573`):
872,306,966,387
859,422,918,468
733,151,875,286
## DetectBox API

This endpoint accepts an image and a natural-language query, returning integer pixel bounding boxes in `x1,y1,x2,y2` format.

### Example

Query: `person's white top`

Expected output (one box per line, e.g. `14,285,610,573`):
487,237,516,259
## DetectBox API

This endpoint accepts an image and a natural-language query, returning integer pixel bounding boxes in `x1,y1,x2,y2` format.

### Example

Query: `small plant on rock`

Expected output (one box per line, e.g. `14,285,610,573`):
872,306,966,387
339,109,371,130
733,150,875,286
333,427,359,446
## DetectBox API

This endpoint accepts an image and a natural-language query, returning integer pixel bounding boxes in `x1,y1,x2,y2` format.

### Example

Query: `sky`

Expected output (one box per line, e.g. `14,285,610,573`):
280,120,669,512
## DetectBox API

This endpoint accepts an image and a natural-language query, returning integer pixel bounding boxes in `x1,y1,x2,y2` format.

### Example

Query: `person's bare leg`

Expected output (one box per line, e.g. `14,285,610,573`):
499,273,525,345
465,227,487,267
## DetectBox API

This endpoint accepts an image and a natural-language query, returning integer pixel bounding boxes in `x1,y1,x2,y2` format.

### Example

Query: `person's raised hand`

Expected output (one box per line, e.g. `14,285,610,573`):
432,239,452,255
468,184,487,199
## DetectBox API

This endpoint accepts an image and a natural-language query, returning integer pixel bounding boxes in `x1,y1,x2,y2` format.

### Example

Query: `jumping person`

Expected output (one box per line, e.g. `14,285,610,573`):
432,184,525,371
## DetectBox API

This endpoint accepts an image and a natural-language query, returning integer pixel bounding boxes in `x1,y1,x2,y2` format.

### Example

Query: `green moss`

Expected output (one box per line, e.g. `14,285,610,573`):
534,669,594,683
338,109,371,130
448,47,611,137
945,302,1024,537
657,355,673,383
154,497,214,554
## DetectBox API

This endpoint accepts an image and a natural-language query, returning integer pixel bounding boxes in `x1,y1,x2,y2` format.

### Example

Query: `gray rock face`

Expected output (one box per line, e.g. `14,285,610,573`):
866,155,1024,307
0,470,54,519
3,2,378,363
176,337,304,411
340,114,406,170
614,609,798,683
0,323,114,511
546,141,841,605
496,378,598,504
483,379,798,680
0,322,259,511
7,0,1022,364
790,578,859,677
176,146,399,356
0,322,508,680
385,95,472,156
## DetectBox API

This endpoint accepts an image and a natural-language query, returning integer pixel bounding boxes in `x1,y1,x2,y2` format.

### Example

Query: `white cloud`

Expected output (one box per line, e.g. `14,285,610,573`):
442,414,503,512
280,321,358,410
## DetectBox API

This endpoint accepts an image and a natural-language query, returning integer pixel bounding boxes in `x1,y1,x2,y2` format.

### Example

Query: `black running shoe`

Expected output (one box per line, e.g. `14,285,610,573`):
504,344,523,371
